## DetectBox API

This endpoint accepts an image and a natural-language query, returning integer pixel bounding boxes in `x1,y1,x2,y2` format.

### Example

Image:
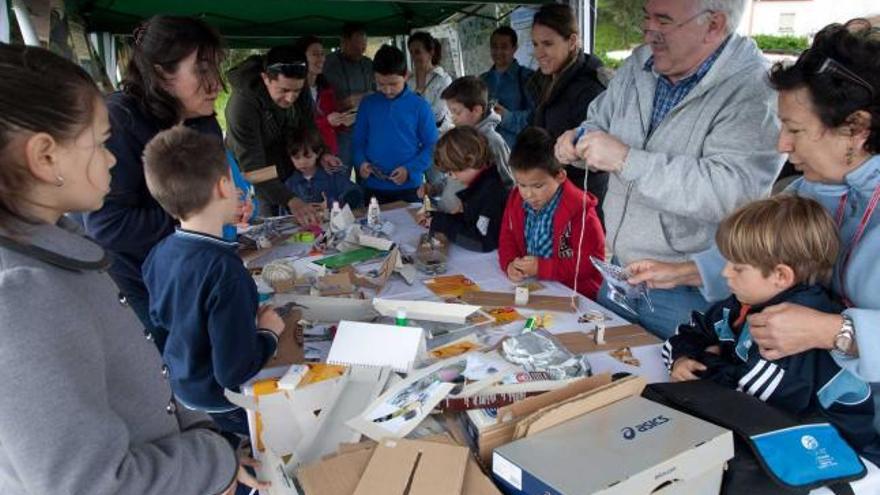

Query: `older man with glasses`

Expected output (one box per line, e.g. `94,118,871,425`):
554,0,785,338
226,45,341,223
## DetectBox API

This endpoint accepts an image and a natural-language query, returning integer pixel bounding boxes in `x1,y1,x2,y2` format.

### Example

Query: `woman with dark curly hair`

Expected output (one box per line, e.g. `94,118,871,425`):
83,16,230,350
629,19,880,423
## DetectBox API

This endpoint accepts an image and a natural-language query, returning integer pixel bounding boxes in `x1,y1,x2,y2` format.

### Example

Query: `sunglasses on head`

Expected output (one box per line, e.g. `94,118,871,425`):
266,61,308,78
814,56,875,100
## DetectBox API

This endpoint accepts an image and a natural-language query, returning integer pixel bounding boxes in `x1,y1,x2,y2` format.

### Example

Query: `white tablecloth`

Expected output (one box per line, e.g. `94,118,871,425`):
373,207,880,494
260,206,879,494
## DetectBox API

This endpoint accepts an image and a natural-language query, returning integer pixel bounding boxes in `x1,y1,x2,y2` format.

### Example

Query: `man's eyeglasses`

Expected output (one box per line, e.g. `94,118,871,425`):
642,9,714,37
266,61,308,78
815,57,875,100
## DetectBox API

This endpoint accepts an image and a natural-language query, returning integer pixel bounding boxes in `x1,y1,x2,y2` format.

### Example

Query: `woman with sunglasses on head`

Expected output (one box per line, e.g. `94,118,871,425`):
0,43,268,495
83,16,237,351
226,45,341,224
629,20,880,422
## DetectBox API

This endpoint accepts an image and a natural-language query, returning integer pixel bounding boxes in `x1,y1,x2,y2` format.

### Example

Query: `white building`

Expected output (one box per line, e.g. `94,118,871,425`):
737,0,880,38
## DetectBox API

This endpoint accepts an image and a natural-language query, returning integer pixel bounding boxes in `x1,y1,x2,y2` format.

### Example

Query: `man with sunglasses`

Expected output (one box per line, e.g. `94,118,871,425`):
554,0,785,338
226,45,341,224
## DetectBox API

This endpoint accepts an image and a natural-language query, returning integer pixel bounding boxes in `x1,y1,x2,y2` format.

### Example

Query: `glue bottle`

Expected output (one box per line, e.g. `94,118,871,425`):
329,201,342,233
367,197,381,228
395,308,408,327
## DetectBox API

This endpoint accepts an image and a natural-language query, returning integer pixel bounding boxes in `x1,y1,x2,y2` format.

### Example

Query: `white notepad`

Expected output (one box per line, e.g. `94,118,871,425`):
327,321,425,373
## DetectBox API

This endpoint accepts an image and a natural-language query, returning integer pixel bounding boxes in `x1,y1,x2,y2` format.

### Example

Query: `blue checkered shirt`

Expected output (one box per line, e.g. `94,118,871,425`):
645,39,728,135
524,187,563,258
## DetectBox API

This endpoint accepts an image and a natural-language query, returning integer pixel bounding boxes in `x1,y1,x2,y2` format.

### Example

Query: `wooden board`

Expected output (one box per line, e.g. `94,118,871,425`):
461,290,577,313
554,325,660,353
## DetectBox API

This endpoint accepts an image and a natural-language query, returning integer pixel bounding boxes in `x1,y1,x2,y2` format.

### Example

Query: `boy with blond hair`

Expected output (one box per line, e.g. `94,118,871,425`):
664,195,880,464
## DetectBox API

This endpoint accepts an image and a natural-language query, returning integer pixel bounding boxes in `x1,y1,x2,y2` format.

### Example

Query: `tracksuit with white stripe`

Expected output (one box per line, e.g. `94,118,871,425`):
663,284,880,465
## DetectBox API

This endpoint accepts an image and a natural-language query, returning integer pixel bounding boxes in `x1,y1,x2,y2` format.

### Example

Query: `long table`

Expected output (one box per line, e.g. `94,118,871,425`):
256,204,879,494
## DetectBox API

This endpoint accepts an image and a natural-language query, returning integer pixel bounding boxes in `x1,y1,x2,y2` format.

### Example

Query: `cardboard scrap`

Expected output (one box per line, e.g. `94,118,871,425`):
609,346,641,367
457,374,618,466
297,447,374,495
296,434,500,495
373,298,481,324
485,307,524,326
263,309,304,369
554,324,660,354
461,291,578,313
511,374,647,439
424,274,481,298
353,439,469,495
314,271,357,296
429,336,484,359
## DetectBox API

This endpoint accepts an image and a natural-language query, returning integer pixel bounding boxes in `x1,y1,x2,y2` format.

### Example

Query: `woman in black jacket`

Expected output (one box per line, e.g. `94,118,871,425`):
83,16,229,349
528,3,607,222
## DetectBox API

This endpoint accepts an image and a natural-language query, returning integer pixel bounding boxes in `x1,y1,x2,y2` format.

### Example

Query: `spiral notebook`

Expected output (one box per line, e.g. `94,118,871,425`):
327,321,425,373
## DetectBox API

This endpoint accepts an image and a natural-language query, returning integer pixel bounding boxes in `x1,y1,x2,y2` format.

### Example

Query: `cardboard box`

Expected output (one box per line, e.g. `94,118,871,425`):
492,396,734,495
355,438,469,495
457,374,646,466
296,435,501,495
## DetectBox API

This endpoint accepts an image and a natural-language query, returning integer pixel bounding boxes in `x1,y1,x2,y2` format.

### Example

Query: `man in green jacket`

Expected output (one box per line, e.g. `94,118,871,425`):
225,45,341,224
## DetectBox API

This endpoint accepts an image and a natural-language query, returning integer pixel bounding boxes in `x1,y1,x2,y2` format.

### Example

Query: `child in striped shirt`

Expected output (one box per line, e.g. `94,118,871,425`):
664,195,880,465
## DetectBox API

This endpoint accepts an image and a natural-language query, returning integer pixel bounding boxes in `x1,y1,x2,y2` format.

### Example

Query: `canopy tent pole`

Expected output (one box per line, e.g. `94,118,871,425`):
1,0,10,43
90,32,119,87
566,0,596,54
11,0,38,46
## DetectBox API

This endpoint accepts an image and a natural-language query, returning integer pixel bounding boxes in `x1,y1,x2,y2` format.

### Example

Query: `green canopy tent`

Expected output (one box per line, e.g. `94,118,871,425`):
65,0,549,48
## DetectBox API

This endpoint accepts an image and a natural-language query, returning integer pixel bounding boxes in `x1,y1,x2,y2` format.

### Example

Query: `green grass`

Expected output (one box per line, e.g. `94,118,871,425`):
215,90,230,132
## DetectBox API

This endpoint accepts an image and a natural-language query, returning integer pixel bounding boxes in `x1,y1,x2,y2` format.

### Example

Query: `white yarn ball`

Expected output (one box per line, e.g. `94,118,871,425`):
262,260,297,286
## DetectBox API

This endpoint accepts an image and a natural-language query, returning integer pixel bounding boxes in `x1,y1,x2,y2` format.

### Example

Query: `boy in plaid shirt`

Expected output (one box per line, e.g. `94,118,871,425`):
498,127,605,299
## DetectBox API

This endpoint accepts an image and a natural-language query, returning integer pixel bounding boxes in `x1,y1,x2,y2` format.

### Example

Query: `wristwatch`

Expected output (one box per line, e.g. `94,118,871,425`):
833,315,856,356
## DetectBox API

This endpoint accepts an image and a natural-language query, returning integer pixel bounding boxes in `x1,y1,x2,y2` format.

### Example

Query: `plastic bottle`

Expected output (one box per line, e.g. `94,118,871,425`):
367,197,381,228
329,201,342,233
395,308,408,327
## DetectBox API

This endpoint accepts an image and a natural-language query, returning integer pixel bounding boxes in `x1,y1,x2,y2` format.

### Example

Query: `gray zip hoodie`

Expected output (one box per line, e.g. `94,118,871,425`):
579,34,784,265
475,109,513,186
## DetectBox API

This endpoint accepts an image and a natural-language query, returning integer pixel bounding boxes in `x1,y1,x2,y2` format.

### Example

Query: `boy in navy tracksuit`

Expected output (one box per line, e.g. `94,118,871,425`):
353,44,438,204
141,126,283,439
417,126,508,252
664,195,880,465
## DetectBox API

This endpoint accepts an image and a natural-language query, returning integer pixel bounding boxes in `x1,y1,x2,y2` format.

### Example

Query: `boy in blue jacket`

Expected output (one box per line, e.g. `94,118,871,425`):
353,44,439,204
142,126,284,439
284,126,363,211
664,195,880,465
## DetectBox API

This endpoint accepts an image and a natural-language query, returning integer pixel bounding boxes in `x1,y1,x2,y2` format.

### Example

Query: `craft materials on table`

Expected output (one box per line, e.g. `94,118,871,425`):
314,247,386,269
461,290,578,313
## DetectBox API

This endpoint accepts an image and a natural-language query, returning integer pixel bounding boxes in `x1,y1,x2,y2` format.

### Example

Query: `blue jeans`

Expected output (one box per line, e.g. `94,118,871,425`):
597,282,710,339
336,130,354,179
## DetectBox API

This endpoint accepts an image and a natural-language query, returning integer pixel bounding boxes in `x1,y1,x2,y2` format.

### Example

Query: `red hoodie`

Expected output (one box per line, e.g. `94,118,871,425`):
498,180,605,300
314,85,340,154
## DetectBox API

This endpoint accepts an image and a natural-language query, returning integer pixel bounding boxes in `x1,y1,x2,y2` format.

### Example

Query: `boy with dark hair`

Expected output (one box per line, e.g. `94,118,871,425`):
498,127,604,299
418,127,508,252
480,25,535,148
284,126,363,209
353,45,439,203
142,126,283,438
441,75,512,186
664,195,880,464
